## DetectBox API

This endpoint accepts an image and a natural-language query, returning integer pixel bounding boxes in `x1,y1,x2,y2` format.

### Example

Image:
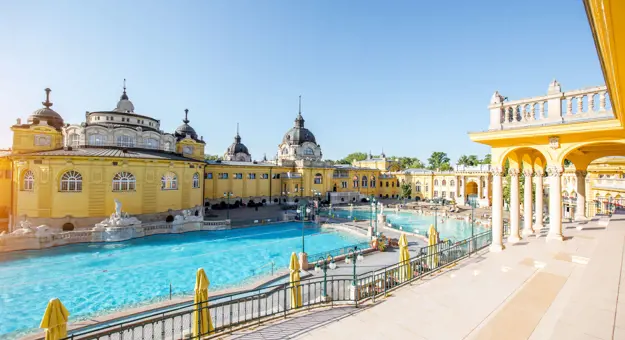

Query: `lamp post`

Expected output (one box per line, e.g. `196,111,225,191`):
314,255,336,299
470,199,476,254
346,246,364,286
223,192,233,220
296,205,311,253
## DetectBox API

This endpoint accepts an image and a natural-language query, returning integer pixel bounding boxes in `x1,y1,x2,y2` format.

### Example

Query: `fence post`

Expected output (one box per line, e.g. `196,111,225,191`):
284,286,287,318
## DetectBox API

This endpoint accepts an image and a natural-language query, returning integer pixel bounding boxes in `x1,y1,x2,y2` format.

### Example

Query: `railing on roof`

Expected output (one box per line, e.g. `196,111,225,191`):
488,81,613,131
593,178,625,190
67,142,178,154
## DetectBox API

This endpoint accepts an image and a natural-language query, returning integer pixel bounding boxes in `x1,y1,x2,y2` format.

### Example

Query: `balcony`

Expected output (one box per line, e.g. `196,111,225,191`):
593,178,625,191
488,81,613,131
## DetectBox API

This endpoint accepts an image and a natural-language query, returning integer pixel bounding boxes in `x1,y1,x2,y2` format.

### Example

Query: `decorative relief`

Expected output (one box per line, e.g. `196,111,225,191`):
522,169,533,177
547,165,563,177
549,136,560,149
34,135,51,146
575,170,588,178
533,169,544,177
507,168,520,177
490,166,504,177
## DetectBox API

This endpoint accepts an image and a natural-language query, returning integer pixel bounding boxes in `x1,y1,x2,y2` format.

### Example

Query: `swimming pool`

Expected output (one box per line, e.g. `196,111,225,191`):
323,208,487,240
0,222,366,337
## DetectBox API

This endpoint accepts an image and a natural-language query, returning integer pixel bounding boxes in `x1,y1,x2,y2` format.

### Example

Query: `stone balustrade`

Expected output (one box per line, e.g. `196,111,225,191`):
489,80,613,130
593,178,625,190
455,164,491,172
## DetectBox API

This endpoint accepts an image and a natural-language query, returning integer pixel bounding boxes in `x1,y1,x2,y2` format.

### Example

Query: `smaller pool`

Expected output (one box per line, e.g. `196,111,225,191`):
322,208,486,241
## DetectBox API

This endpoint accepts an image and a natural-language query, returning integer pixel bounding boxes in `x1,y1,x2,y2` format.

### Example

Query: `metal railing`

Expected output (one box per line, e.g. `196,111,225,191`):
61,230,492,340
307,241,371,262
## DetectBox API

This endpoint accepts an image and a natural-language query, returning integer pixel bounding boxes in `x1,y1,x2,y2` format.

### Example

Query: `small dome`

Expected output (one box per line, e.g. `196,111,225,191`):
227,134,250,155
115,79,135,113
27,88,64,129
174,109,203,142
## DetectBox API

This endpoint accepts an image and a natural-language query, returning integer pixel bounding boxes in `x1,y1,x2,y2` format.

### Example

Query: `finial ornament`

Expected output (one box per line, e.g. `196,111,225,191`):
42,88,53,108
123,78,127,93
236,122,240,136
298,95,302,114
183,109,189,124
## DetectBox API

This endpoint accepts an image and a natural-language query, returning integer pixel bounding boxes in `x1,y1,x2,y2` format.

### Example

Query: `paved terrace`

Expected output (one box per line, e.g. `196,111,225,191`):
226,212,625,340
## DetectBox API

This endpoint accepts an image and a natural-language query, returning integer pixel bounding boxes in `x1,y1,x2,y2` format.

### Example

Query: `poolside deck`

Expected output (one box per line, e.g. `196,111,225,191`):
225,212,625,340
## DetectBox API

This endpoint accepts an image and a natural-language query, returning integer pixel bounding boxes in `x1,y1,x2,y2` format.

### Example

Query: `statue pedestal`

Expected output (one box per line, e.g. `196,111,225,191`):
299,252,308,270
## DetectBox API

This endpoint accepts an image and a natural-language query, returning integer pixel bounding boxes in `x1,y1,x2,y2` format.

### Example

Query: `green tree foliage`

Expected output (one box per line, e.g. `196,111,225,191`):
339,152,368,165
400,183,412,199
457,155,480,166
503,170,537,207
427,152,451,171
392,156,425,170
205,155,222,161
564,159,573,167
480,154,492,165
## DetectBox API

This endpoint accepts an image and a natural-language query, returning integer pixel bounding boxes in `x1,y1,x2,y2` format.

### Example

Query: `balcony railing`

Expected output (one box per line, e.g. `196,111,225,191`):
68,142,176,153
593,178,625,190
489,81,613,131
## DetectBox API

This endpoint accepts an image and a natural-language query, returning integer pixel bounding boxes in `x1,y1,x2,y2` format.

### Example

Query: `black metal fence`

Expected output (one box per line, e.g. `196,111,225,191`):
307,241,371,262
61,230,492,340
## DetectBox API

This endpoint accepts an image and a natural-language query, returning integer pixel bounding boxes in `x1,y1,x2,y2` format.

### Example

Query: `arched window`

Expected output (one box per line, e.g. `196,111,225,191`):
117,135,135,148
391,181,395,187
442,180,447,186
362,176,368,187
415,181,421,193
164,141,172,151
22,170,34,191
450,180,455,186
314,173,323,184
386,181,389,187
282,148,289,155
113,172,136,191
370,176,376,188
192,173,200,189
434,179,439,186
60,171,83,192
69,133,80,147
353,176,359,188
425,184,429,192
89,134,106,146
161,172,178,190
144,138,159,149
304,148,314,155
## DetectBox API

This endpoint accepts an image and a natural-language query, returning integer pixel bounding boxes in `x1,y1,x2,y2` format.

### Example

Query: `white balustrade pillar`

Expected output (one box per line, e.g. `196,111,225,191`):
522,169,534,236
575,170,587,221
508,168,522,243
490,167,505,252
547,165,564,242
534,170,544,231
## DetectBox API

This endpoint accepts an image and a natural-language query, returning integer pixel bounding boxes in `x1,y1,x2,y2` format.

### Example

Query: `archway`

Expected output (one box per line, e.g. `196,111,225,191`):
62,223,75,231
465,181,478,201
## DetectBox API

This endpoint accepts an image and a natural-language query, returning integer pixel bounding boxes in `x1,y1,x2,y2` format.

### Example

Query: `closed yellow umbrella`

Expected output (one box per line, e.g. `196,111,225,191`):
40,298,70,340
427,224,439,269
398,233,412,281
192,268,214,337
289,252,303,308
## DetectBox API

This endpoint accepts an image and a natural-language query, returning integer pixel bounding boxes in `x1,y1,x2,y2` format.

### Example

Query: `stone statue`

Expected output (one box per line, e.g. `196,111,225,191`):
114,199,122,218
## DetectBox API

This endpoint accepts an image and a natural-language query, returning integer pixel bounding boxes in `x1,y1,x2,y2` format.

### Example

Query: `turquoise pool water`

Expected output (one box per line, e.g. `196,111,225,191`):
323,208,486,241
0,223,366,337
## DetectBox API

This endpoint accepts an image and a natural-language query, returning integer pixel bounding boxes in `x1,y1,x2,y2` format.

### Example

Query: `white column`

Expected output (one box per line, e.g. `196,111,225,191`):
547,165,564,242
508,168,521,243
534,170,544,231
490,166,505,252
484,174,490,206
522,169,534,235
478,177,483,200
460,176,466,203
574,170,587,221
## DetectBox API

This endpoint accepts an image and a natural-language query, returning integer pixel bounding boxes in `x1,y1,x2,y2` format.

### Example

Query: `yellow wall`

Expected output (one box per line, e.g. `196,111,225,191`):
0,158,12,231
12,157,204,221
11,125,62,154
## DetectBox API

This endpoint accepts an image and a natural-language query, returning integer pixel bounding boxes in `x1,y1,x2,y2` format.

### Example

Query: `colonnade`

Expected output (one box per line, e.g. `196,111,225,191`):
489,165,587,251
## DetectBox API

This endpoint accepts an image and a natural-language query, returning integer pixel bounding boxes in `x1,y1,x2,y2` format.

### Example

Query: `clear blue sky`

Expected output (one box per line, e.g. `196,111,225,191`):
0,0,605,164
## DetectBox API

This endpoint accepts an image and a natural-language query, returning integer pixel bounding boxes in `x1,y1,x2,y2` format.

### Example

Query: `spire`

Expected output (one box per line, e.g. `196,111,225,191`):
42,88,53,108
295,95,305,128
368,150,372,159
120,79,129,100
234,123,241,143
263,153,267,161
381,148,386,158
183,108,190,124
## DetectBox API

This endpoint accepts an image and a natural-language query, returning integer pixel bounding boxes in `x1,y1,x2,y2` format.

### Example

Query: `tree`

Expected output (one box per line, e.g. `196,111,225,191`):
564,159,573,167
457,155,480,166
503,170,537,207
480,154,492,165
400,183,412,199
340,152,368,165
205,155,222,161
392,156,425,170
427,152,451,171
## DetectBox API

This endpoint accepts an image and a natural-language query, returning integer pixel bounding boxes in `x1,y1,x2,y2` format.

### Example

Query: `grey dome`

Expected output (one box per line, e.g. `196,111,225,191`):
28,88,64,129
282,113,316,145
227,134,250,155
174,109,203,143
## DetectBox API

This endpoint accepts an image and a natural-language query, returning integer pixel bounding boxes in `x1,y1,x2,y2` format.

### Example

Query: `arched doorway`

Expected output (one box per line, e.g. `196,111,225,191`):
465,181,478,203
62,223,75,231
